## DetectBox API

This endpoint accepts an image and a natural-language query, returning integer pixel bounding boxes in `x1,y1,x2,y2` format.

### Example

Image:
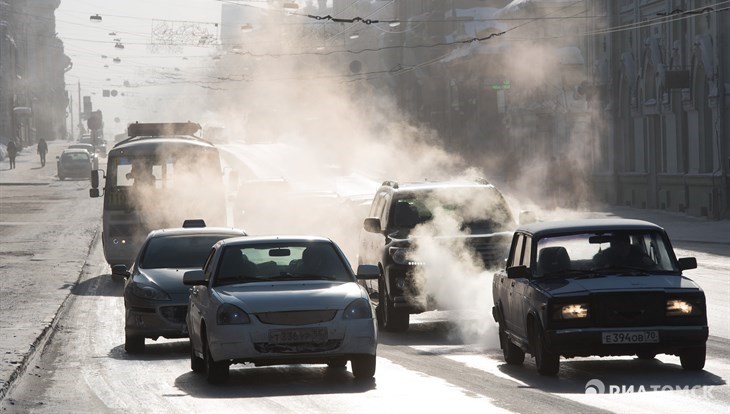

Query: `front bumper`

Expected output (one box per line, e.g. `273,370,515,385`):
125,299,189,339
208,317,377,363
545,325,709,358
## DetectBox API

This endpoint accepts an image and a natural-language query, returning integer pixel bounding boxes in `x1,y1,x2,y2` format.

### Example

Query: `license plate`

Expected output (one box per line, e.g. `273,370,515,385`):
602,330,659,344
269,327,328,344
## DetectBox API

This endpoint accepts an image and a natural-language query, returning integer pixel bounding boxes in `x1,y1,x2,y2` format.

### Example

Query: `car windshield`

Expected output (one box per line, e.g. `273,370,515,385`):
534,230,679,278
392,187,514,233
139,234,234,269
213,241,353,286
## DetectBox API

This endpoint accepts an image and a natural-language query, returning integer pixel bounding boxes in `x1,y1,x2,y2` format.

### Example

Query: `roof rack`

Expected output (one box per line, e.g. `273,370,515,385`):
114,121,209,146
381,180,399,189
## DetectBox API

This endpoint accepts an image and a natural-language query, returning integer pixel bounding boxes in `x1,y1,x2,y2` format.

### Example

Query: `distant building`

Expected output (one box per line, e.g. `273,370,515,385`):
0,0,70,147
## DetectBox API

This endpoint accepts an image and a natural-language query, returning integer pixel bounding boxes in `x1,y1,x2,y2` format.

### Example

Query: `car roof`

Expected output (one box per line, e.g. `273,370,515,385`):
214,235,334,247
517,219,665,238
61,148,91,155
382,180,494,191
146,227,247,238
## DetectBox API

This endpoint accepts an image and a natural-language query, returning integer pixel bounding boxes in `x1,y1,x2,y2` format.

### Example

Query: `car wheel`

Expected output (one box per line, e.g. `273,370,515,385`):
679,345,706,371
205,338,229,383
350,354,376,380
124,334,145,354
190,341,205,373
327,358,347,369
636,351,657,360
500,324,525,365
532,322,559,376
379,276,409,332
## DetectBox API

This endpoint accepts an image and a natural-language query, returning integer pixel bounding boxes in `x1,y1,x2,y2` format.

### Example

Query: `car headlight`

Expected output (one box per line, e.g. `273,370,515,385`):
552,303,589,320
130,281,170,300
666,299,700,316
343,298,373,320
388,247,424,266
217,303,250,325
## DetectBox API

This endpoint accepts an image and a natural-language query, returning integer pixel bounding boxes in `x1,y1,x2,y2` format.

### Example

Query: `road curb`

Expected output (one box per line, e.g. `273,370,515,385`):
0,228,100,402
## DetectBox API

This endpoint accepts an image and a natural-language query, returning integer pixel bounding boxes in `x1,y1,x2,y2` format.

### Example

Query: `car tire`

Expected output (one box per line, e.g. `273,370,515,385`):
190,342,205,373
124,334,145,354
532,322,559,376
351,354,376,380
327,358,347,369
636,351,657,360
500,324,525,365
679,345,706,371
205,338,229,384
380,277,409,332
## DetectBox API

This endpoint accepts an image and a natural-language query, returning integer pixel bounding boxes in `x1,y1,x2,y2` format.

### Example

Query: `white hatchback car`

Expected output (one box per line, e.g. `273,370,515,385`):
184,236,379,383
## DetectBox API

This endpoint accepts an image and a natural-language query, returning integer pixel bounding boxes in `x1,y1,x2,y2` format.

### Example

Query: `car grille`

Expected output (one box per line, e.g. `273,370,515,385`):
470,234,511,268
254,340,342,354
255,310,337,326
593,292,665,327
159,305,187,324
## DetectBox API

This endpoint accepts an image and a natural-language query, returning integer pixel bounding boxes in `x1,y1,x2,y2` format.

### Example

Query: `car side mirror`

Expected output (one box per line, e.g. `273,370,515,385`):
677,257,697,271
356,264,379,280
90,169,99,188
518,210,536,225
183,269,207,286
363,217,382,233
506,265,530,279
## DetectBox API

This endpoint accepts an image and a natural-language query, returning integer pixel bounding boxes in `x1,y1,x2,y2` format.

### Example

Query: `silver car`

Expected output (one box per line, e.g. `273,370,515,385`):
115,224,246,353
184,236,379,383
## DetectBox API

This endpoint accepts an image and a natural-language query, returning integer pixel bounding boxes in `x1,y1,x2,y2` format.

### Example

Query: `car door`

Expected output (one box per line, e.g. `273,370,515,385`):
188,247,216,350
359,191,389,293
502,233,525,333
511,234,533,339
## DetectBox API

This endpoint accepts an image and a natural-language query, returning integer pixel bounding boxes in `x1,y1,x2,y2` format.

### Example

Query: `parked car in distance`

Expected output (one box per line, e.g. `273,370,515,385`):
113,220,246,353
184,236,379,383
57,149,92,180
492,219,707,376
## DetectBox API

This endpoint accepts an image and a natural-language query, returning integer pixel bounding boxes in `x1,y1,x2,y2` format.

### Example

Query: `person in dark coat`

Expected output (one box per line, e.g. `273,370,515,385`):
37,138,48,167
7,140,17,169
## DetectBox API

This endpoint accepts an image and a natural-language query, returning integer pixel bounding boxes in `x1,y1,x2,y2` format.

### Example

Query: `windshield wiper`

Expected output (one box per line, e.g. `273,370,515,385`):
542,269,598,279
270,273,337,281
216,277,263,285
589,266,652,276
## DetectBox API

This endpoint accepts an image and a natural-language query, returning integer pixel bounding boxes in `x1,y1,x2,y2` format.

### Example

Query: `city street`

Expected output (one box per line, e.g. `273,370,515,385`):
1,141,729,413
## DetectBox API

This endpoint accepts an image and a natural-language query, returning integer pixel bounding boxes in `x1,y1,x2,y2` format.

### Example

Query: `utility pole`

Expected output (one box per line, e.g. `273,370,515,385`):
77,80,82,139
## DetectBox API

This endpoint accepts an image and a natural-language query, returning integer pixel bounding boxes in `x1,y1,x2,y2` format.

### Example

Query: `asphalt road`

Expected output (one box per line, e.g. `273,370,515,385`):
1,140,729,413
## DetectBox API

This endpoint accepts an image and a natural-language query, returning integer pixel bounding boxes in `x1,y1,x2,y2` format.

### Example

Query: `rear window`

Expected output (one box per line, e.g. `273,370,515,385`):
139,234,236,269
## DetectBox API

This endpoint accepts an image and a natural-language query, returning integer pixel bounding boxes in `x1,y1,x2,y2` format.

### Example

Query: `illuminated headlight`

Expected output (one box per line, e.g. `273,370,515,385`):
112,238,126,245
389,247,424,266
343,298,373,320
217,303,250,325
131,282,170,301
666,299,699,316
553,303,589,320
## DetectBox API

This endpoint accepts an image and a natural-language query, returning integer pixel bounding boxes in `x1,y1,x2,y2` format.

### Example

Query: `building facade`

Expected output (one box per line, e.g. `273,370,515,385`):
589,0,729,218
0,0,69,148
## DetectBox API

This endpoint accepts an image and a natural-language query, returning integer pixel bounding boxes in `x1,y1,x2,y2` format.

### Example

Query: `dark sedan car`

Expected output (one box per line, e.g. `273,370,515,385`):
492,219,707,376
57,149,92,180
114,223,246,353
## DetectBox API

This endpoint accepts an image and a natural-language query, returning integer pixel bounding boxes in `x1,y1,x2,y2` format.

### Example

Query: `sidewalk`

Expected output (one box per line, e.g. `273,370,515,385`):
0,139,102,400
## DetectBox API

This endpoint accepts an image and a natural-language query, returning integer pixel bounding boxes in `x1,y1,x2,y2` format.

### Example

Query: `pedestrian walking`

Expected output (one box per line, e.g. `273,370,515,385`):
6,140,17,169
37,138,48,167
